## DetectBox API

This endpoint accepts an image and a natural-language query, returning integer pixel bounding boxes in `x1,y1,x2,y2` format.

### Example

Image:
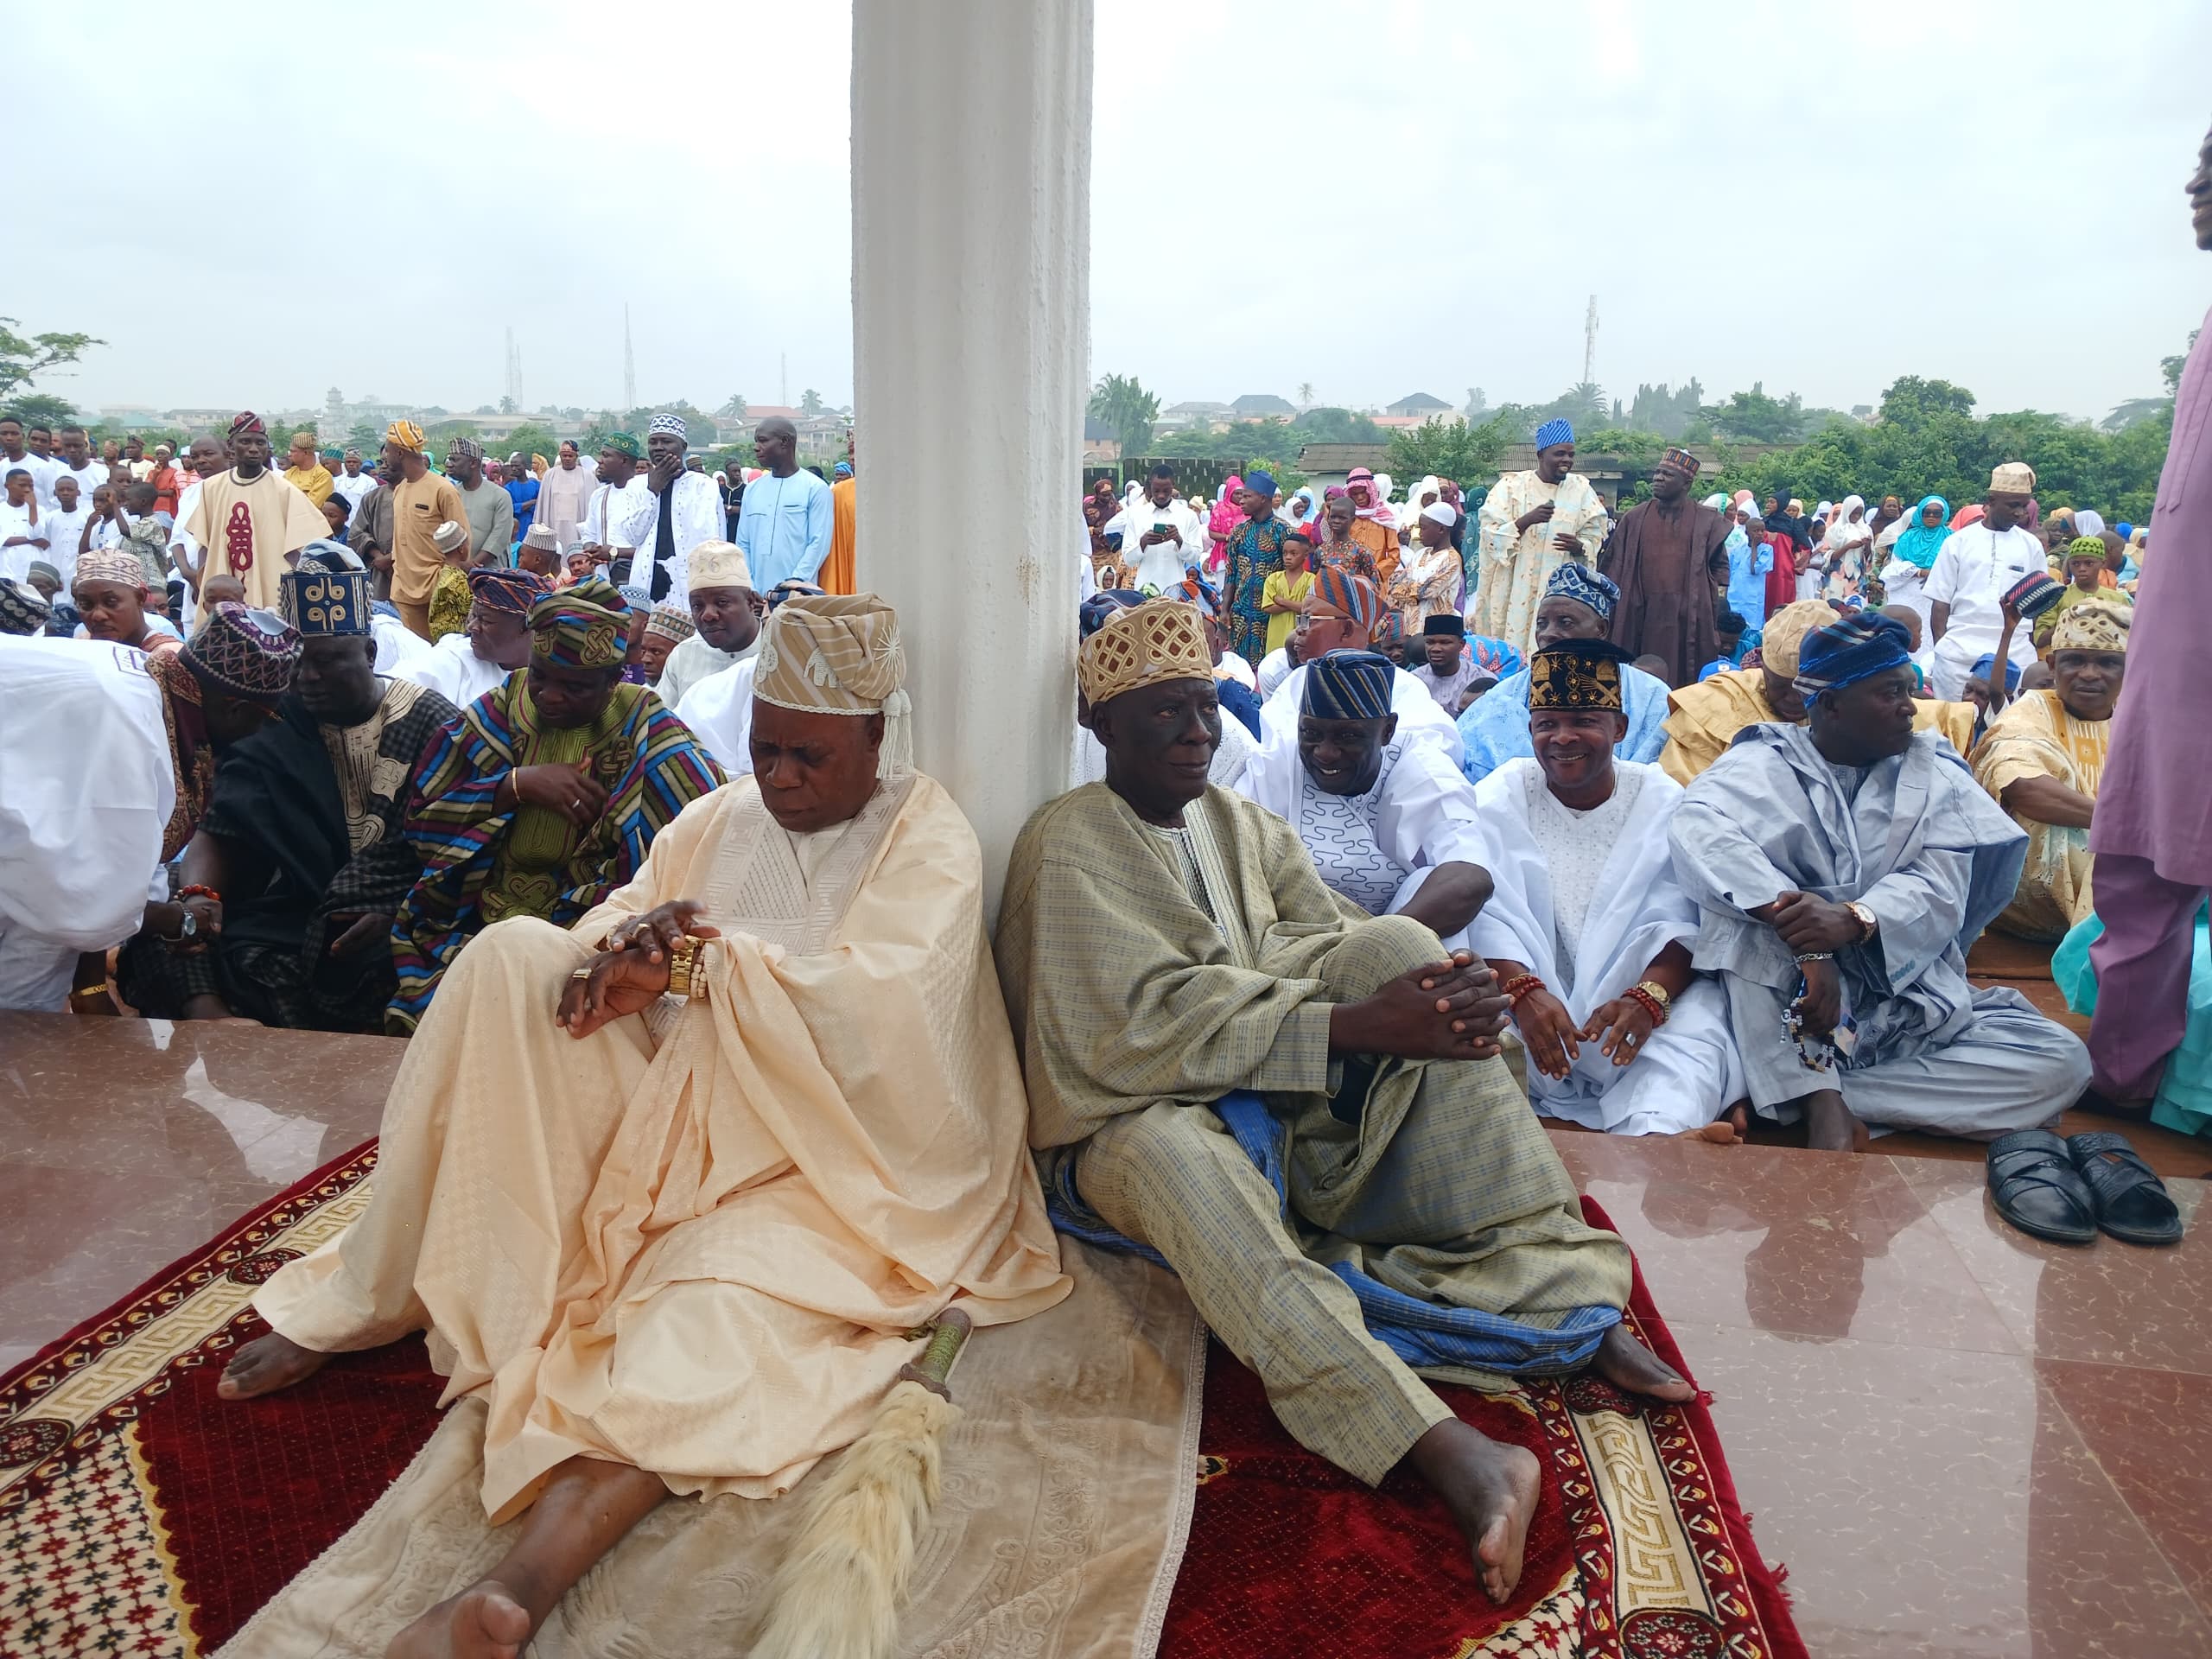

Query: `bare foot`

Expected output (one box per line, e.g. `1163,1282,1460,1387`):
1682,1115,1743,1146
216,1332,329,1400
1403,1419,1541,1605
1802,1091,1871,1153
385,1581,532,1659
1591,1323,1696,1403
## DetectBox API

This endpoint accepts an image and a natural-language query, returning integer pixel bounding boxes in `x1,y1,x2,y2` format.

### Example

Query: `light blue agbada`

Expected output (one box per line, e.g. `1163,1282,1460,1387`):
1458,662,1672,783
1667,723,2089,1135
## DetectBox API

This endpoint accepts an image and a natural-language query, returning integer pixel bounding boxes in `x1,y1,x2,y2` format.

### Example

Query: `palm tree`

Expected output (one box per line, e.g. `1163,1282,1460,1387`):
799,388,825,416
1088,373,1160,457
718,393,749,419
1296,380,1316,407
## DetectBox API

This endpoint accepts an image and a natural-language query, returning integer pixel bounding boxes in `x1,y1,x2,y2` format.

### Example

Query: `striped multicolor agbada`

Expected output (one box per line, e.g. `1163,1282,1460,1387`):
390,678,724,1028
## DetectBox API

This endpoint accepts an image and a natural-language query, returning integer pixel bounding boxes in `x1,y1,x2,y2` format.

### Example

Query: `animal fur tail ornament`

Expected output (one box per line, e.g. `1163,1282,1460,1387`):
750,1308,974,1659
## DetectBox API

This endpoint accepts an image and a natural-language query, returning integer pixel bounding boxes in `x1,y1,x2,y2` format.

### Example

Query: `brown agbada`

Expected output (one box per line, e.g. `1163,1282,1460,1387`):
1601,496,1732,685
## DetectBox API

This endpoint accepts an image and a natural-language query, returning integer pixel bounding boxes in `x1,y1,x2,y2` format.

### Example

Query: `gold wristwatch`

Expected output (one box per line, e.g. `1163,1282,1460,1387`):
1632,978,1672,1010
1846,901,1878,944
664,935,707,1000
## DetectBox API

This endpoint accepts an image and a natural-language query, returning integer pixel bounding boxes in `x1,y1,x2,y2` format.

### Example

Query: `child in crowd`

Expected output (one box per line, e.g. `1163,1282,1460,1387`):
1259,532,1314,657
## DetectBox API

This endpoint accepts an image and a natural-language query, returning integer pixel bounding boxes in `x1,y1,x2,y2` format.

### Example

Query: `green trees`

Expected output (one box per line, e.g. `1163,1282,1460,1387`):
0,316,99,410
1385,415,1515,485
799,389,825,416
1089,373,1161,456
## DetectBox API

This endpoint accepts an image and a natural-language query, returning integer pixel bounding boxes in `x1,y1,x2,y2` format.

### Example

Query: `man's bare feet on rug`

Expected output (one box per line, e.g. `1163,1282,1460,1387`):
1682,1103,1749,1146
1800,1089,1871,1153
1403,1419,1541,1605
216,1332,328,1400
1590,1323,1695,1403
385,1581,531,1659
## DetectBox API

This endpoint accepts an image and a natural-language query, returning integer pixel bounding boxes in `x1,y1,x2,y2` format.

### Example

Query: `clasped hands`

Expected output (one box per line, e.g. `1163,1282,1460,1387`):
1754,890,1862,1040
556,899,718,1039
1329,950,1511,1064
1512,986,1661,1081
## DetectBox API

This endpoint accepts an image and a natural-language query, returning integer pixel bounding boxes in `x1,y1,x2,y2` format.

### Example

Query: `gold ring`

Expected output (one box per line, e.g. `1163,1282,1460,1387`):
569,968,592,980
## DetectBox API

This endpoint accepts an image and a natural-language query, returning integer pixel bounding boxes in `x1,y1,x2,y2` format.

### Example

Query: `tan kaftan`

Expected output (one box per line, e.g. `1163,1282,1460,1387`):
254,771,1070,1522
1470,468,1606,659
182,467,329,621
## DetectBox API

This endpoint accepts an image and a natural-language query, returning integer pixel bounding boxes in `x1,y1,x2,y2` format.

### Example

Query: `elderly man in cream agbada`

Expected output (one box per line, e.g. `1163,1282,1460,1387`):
216,593,1070,1656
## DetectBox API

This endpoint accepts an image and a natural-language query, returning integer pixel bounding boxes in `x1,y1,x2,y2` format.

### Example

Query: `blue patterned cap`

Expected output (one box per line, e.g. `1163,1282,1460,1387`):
1544,561,1618,623
1796,614,1913,699
1302,650,1395,721
281,566,373,636
1534,418,1574,452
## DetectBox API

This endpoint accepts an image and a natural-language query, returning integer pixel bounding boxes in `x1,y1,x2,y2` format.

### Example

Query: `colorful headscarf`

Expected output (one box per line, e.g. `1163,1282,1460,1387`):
183,602,302,702
0,577,49,635
1793,613,1911,700
1533,417,1574,452
833,460,853,479
282,566,373,636
1344,467,1393,525
1528,639,1634,711
1950,503,1986,531
1309,566,1383,631
1891,495,1950,570
1544,561,1618,623
2050,601,2131,654
385,419,426,454
600,431,643,461
528,576,631,669
1302,650,1395,720
467,567,551,617
228,410,266,439
1208,476,1245,543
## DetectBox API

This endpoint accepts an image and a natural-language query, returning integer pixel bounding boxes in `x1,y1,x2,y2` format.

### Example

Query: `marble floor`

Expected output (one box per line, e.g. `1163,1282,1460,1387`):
3,1010,2209,1656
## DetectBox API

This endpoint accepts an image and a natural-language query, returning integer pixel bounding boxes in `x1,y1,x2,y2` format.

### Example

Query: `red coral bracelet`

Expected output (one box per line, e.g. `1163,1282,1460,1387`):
179,884,222,903
1500,974,1545,1002
1624,984,1669,1027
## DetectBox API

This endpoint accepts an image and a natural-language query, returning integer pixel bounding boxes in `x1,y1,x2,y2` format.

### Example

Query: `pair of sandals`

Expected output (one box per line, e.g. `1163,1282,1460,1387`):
1987,1130,2186,1247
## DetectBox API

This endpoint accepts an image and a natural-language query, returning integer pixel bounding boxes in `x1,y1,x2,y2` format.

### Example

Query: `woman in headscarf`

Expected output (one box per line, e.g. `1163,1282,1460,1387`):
1817,494,1873,604
1281,485,1320,539
1878,494,1950,639
1206,474,1244,574
1761,490,1812,601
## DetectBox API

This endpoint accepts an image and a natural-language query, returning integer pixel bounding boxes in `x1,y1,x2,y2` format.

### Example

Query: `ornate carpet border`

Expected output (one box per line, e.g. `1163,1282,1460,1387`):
0,1139,379,1505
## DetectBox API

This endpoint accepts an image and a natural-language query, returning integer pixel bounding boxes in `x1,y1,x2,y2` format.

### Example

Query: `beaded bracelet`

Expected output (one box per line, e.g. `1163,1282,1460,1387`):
179,884,221,903
1499,973,1545,1002
1624,984,1670,1027
1794,950,1834,963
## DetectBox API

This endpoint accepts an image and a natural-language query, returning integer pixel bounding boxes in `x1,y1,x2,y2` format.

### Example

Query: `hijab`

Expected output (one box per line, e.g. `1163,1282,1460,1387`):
1890,495,1950,570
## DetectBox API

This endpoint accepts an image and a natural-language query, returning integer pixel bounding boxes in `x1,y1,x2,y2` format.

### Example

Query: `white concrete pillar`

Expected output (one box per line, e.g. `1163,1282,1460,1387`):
850,0,1091,913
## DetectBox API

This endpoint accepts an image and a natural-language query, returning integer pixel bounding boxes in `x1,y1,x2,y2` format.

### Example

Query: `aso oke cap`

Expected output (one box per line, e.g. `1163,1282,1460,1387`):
1528,638,1635,712
1302,650,1395,720
71,550,149,594
1543,561,1619,624
1757,600,1841,679
528,577,632,670
1990,461,2037,495
686,540,753,590
1794,613,1913,701
753,593,913,780
0,577,50,635
1077,598,1213,709
2049,600,2132,654
183,602,302,702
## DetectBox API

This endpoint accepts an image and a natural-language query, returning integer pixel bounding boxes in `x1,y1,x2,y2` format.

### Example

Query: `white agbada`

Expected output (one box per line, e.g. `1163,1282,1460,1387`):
1923,522,2045,698
1469,758,1743,1135
1262,659,1465,771
675,657,760,776
1237,725,1487,951
606,469,724,600
0,639,174,1009
1103,495,1209,593
397,629,509,710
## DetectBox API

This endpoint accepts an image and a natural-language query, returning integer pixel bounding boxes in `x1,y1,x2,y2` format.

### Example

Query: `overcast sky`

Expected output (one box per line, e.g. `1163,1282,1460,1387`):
13,0,2209,425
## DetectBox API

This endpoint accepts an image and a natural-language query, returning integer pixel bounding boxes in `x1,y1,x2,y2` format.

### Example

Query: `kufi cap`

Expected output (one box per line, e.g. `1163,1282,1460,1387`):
648,412,688,439
1528,639,1635,712
1244,469,1277,498
1758,599,1840,679
2002,571,2066,620
27,560,60,586
447,436,483,463
1661,445,1700,477
1990,461,2037,495
522,522,560,551
72,550,149,593
320,445,343,462
1543,561,1619,624
2050,600,2131,654
1371,610,1406,649
601,431,642,460
182,602,302,702
1422,613,1465,638
1533,417,1574,451
754,593,913,780
687,539,753,590
282,566,372,636
1077,598,1213,709
644,602,696,644
228,410,266,439
467,566,550,617
1308,566,1382,631
528,577,631,670
0,577,50,635
1794,613,1912,701
1419,499,1459,528
385,419,425,454
432,519,470,555
1302,650,1395,720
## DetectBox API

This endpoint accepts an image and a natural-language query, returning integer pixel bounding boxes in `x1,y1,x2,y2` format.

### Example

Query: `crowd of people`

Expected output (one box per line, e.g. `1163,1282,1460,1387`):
0,119,2202,1653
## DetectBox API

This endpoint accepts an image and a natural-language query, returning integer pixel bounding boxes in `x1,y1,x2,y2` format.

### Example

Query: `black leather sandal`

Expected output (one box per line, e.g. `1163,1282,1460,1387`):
2067,1132,2186,1247
1986,1129,2098,1245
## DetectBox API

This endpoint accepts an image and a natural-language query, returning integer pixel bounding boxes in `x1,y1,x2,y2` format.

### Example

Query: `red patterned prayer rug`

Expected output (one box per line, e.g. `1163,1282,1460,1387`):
0,1154,1800,1659
1156,1198,1807,1659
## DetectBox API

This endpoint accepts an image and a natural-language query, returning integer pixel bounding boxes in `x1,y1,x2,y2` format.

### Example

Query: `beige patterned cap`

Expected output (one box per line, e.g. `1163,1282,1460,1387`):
753,593,911,778
1758,599,1841,679
71,550,149,594
1990,461,2037,496
2050,599,2131,654
1077,598,1214,708
687,539,752,591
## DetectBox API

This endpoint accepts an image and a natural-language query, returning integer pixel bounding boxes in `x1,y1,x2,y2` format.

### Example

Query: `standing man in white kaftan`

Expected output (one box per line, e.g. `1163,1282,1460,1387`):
1237,650,1491,953
734,417,834,595
1471,418,1606,661
606,413,723,602
1469,640,1743,1137
1925,462,2046,699
1105,464,1210,594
